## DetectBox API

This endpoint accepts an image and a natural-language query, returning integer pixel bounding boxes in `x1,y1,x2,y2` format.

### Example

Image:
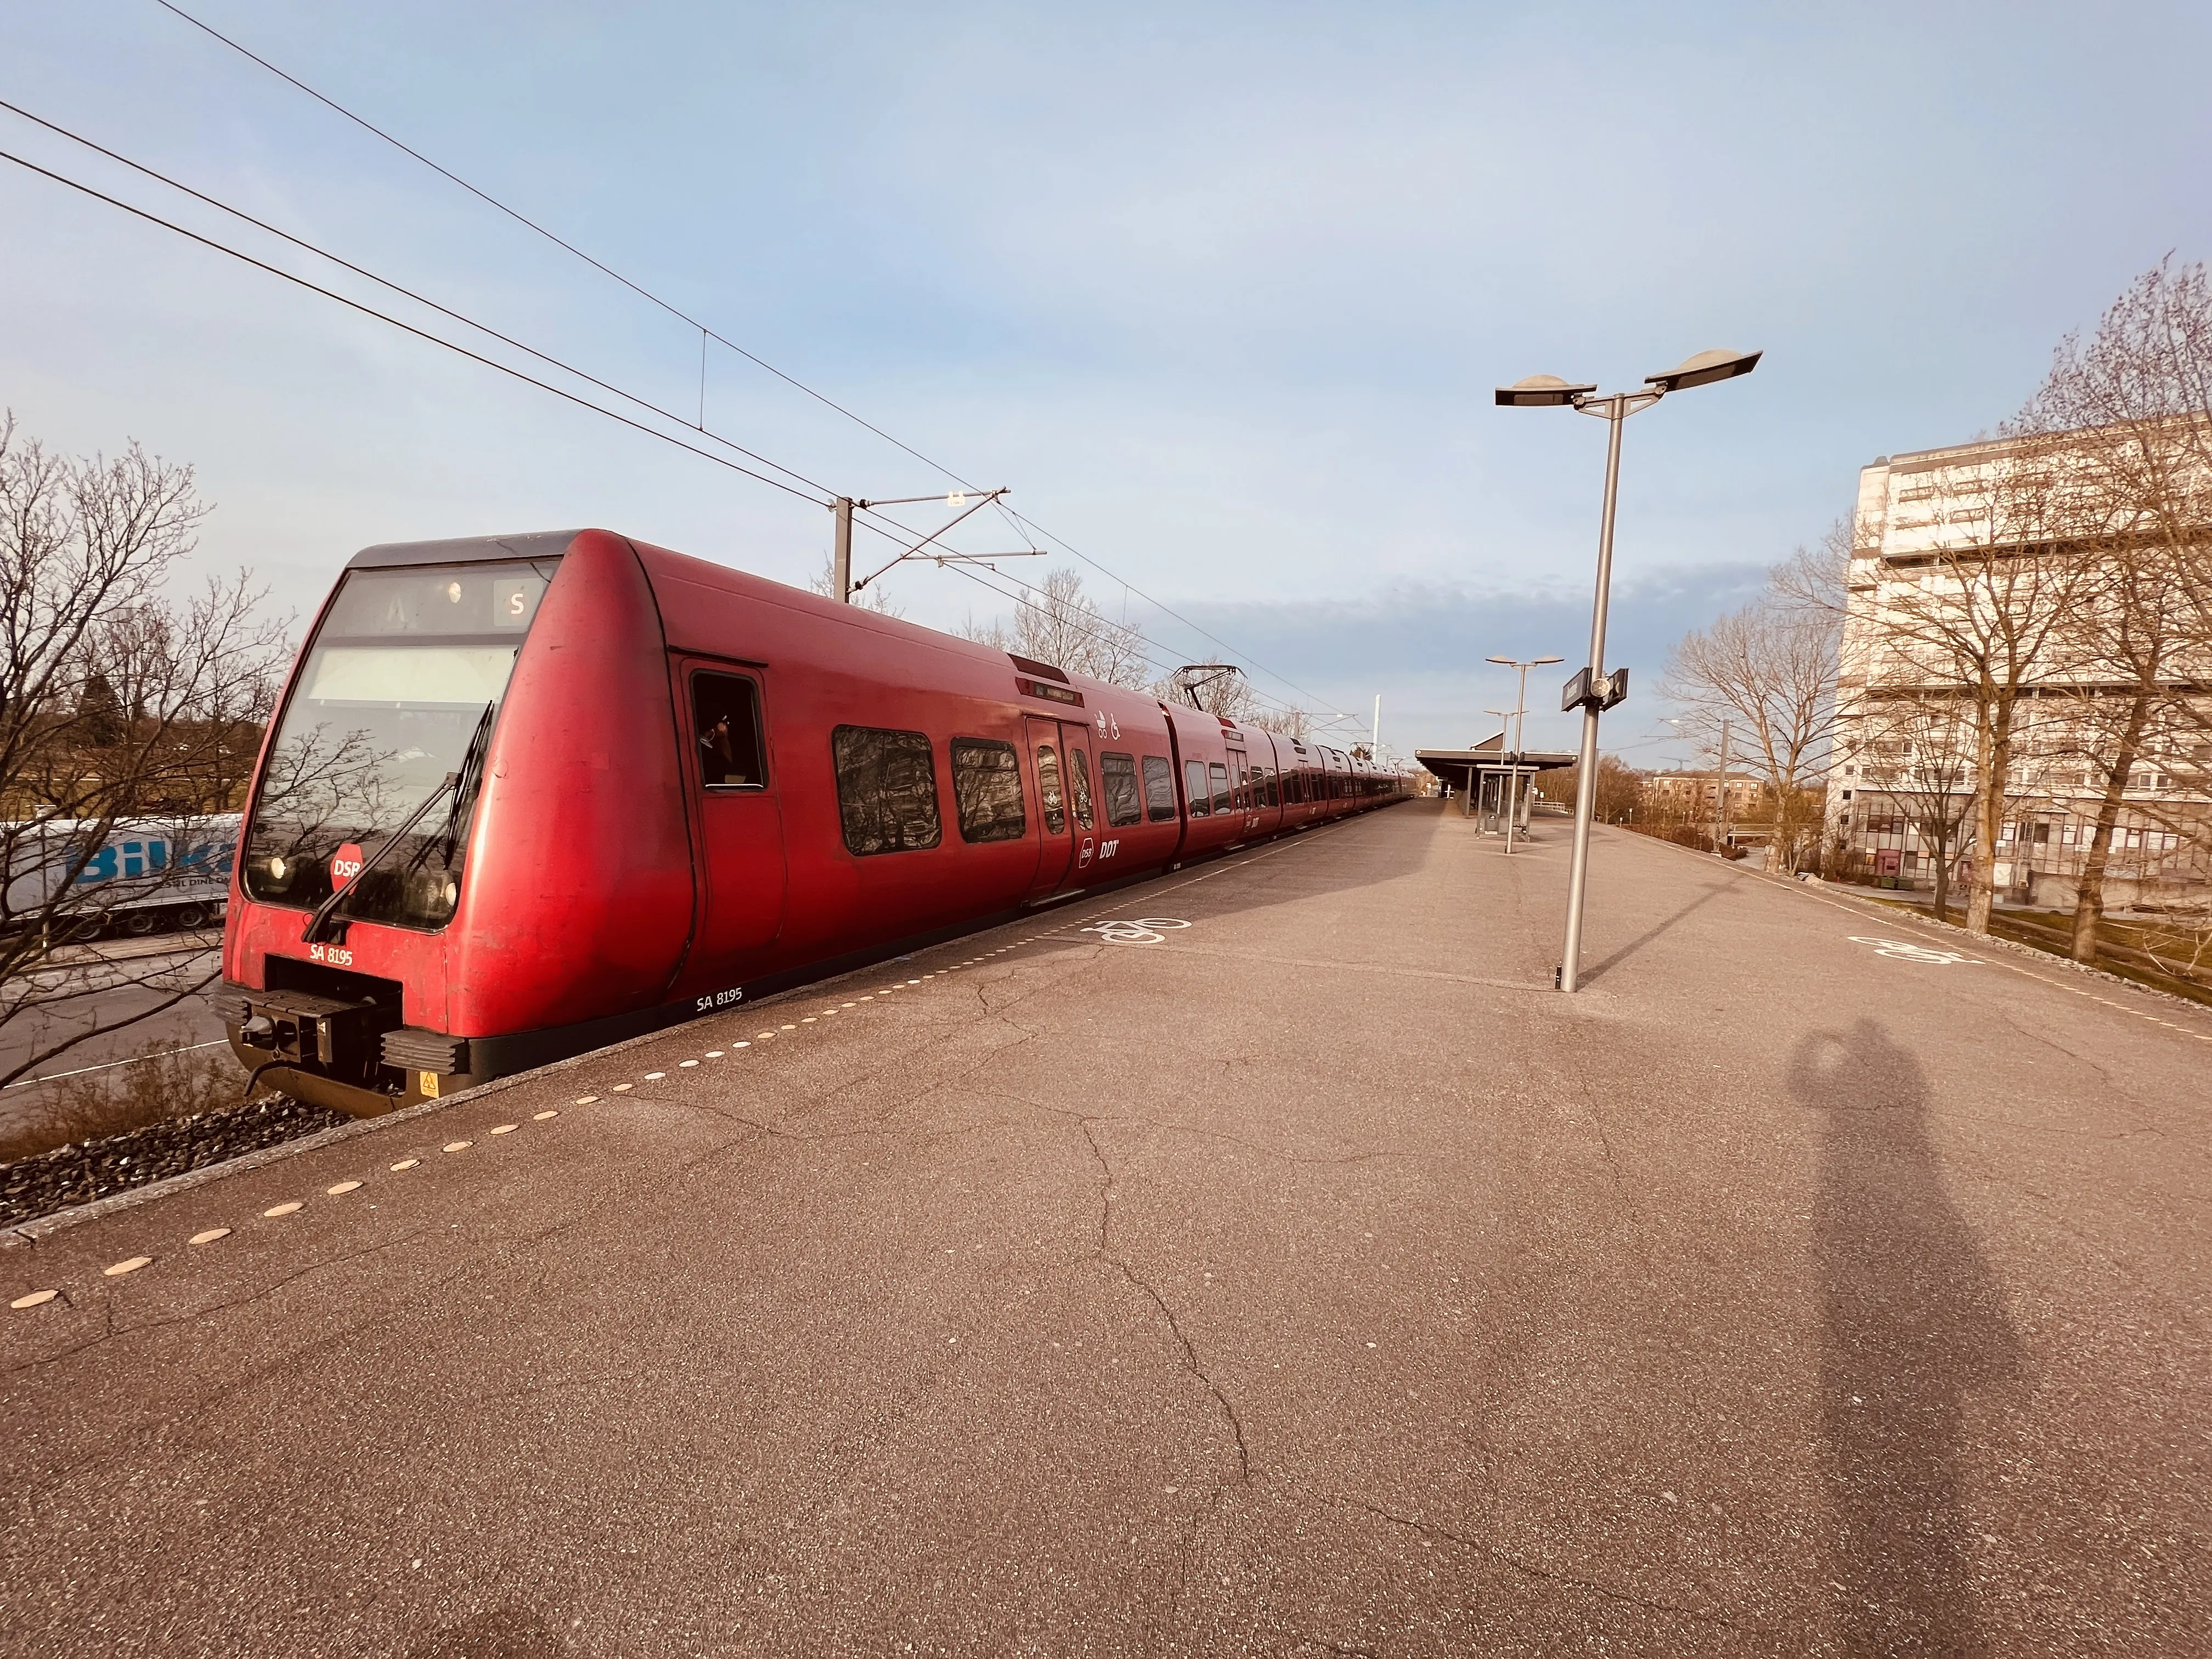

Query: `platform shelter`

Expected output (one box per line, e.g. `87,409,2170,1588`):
1415,735,1577,837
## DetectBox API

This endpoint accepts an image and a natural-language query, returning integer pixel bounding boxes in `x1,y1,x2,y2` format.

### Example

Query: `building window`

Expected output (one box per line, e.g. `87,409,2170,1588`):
1099,752,1143,827
1142,756,1176,822
831,726,939,856
952,738,1028,843
693,673,766,788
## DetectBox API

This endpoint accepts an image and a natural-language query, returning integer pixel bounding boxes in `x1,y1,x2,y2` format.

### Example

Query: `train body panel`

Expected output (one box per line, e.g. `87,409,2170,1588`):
220,529,1412,1114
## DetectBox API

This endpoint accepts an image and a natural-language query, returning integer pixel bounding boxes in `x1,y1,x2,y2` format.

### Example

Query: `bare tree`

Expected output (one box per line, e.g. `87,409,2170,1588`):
1849,694,1979,920
1663,533,1843,873
1533,755,1643,823
958,567,1152,690
809,554,905,618
1864,431,2087,934
0,414,290,1087
2030,260,2212,961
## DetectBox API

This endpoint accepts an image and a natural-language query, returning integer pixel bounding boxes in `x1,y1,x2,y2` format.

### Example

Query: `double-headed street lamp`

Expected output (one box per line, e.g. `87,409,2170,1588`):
1486,653,1562,855
1497,348,1760,992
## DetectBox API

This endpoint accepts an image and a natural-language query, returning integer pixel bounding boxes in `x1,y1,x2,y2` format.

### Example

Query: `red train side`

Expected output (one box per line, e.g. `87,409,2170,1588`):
221,529,1408,1114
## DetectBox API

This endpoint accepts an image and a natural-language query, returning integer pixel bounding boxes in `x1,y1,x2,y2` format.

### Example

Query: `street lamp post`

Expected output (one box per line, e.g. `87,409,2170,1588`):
1484,708,1515,847
1487,653,1563,856
1497,348,1760,992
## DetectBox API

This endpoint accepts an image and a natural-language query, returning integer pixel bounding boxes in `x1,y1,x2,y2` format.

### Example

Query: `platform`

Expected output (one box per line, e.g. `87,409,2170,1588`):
4,802,2208,1655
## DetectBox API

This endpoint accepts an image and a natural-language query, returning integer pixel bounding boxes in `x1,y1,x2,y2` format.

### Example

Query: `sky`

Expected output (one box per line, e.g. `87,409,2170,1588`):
4,1,2208,762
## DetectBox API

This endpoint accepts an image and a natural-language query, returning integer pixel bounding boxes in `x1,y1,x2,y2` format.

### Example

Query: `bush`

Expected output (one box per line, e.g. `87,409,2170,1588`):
0,1037,261,1166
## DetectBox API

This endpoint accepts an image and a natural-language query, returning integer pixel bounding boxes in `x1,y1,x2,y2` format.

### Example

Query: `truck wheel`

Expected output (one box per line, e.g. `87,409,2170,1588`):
172,903,208,929
121,910,161,936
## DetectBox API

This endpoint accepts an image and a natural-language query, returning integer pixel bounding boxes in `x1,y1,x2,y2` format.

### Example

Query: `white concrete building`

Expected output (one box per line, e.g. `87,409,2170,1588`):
1825,434,2210,909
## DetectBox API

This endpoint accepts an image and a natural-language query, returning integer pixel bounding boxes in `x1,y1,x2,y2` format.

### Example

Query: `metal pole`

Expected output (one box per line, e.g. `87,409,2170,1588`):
832,497,854,603
1717,715,1730,853
1505,661,1532,856
1559,397,1626,992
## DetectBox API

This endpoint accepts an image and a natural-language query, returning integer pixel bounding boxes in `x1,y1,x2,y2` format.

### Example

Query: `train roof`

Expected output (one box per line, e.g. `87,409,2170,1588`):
335,529,1370,764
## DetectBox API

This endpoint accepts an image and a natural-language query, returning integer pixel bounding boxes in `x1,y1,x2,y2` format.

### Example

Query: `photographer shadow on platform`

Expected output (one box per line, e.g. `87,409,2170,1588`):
1788,1019,2023,1656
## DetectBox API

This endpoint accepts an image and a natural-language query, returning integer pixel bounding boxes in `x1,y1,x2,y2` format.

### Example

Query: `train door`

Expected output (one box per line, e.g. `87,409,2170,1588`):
680,662,788,977
1023,714,1082,899
1226,744,1259,838
1063,724,1098,881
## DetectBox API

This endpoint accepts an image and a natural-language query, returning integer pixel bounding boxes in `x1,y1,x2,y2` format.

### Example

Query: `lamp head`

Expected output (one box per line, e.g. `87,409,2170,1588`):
1496,374,1598,408
1645,348,1761,393
1533,654,1564,665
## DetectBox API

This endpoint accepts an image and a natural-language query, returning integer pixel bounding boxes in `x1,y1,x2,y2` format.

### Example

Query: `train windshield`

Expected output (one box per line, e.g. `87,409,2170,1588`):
240,559,559,930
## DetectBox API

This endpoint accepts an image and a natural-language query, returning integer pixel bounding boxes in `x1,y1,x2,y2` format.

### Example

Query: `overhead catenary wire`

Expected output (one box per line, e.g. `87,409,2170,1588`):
154,0,985,495
148,0,1361,726
0,146,837,510
916,560,1345,734
0,114,1045,598
2,129,1362,739
923,554,1359,733
0,98,844,508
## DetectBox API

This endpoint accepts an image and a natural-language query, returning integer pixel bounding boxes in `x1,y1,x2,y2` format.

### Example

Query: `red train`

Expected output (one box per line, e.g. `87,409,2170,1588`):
219,529,1409,1114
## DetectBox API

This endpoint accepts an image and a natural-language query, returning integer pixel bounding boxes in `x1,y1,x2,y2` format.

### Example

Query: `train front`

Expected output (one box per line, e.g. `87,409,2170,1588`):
216,531,697,1116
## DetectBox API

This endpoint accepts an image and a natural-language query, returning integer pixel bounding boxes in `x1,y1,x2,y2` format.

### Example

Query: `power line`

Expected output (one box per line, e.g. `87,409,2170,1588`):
4,129,1363,741
154,0,987,495
934,557,1351,732
0,98,843,506
0,145,830,507
151,0,1360,725
3,126,1364,742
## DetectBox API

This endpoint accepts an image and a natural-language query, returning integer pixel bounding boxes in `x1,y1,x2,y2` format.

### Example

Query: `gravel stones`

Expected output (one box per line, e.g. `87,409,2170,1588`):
0,1096,349,1230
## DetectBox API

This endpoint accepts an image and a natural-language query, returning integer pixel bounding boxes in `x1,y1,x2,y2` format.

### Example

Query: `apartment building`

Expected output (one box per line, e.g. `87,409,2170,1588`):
1825,433,2210,909
1643,769,1765,824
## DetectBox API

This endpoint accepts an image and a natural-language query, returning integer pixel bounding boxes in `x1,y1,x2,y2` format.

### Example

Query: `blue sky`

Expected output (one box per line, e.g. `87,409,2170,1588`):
4,2,2208,759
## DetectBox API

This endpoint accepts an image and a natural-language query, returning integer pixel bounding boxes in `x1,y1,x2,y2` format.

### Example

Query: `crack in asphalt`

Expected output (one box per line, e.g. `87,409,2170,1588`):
3,1224,437,1379
1080,1122,1252,1487
1342,1494,1747,1631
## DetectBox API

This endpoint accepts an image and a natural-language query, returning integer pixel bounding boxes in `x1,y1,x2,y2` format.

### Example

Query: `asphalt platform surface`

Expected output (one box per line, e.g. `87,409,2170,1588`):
3,800,2207,1657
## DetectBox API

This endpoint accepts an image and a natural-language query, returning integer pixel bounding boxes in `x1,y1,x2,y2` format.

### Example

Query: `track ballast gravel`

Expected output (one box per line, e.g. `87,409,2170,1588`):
0,1096,349,1230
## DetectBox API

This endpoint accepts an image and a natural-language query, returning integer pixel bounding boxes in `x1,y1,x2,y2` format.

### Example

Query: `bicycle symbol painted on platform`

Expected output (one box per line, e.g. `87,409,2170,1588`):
1082,917,1192,946
1848,936,1980,966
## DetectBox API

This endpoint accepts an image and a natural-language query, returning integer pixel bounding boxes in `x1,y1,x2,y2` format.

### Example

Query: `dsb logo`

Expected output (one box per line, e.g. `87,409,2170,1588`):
329,843,366,889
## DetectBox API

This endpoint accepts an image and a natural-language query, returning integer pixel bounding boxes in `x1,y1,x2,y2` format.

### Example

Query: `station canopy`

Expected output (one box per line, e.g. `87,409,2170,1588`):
1415,733,1577,788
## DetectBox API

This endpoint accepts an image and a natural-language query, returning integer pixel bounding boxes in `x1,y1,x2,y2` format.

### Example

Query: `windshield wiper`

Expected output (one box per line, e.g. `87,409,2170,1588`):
302,702,498,946
301,770,461,946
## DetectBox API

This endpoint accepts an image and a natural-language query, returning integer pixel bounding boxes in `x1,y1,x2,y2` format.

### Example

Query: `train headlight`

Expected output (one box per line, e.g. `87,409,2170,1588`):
268,855,288,882
442,879,459,906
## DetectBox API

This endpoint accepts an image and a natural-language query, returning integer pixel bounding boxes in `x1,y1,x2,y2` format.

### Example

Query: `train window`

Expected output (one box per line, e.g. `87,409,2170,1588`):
692,673,766,788
1229,756,1246,810
1068,747,1094,831
952,739,1028,843
1100,752,1143,827
832,727,940,855
1036,744,1066,835
1264,765,1280,808
1209,763,1231,816
1184,760,1210,816
1143,756,1177,822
